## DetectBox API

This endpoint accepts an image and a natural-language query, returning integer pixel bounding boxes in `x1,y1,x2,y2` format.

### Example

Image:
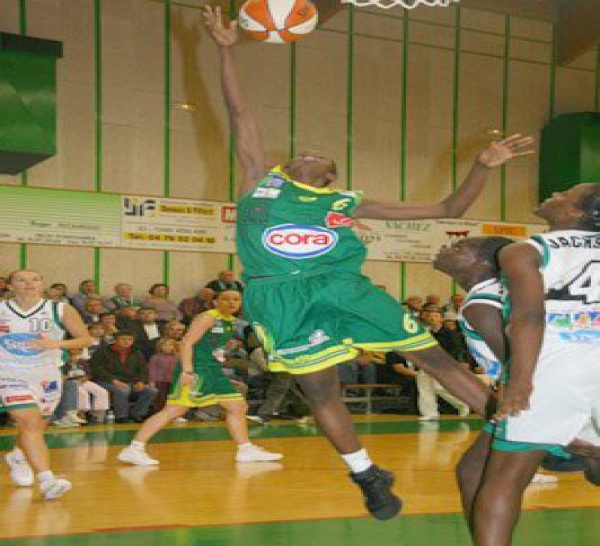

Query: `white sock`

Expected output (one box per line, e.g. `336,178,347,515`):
238,442,253,451
130,440,146,451
10,447,25,460
341,449,373,474
37,470,56,483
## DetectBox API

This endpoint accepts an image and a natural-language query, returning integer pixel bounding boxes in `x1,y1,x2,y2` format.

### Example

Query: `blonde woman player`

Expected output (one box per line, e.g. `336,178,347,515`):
118,290,282,465
1,270,92,499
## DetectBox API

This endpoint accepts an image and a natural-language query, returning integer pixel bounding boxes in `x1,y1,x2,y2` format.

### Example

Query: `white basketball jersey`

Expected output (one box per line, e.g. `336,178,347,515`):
458,278,505,381
0,299,66,369
526,230,600,356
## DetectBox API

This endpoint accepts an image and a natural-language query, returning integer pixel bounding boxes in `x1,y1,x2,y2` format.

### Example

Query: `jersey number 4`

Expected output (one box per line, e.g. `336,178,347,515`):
553,261,600,304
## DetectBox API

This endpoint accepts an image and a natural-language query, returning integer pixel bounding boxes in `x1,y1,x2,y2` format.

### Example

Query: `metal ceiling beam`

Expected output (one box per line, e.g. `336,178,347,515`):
555,0,600,65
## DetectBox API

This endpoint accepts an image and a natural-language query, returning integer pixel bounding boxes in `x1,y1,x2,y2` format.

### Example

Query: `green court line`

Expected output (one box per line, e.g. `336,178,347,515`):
0,419,484,451
1,507,599,546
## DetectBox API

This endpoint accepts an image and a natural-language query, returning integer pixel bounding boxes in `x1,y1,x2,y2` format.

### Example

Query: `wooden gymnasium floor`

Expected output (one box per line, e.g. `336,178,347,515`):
0,416,598,546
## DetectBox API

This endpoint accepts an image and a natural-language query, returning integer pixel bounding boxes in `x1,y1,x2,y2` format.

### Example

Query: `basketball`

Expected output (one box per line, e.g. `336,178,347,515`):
238,0,318,44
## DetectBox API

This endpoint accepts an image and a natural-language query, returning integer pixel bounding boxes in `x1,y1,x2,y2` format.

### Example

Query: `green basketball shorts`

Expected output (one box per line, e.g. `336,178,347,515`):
244,271,437,375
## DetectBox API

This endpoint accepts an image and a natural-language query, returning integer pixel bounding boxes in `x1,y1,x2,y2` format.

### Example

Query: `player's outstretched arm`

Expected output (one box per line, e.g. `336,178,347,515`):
353,134,535,220
203,6,267,196
494,242,544,420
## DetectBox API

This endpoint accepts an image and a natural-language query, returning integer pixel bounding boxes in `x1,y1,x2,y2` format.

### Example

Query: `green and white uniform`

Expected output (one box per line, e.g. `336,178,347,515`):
236,166,436,375
458,278,505,383
0,299,65,416
167,309,243,408
495,231,600,453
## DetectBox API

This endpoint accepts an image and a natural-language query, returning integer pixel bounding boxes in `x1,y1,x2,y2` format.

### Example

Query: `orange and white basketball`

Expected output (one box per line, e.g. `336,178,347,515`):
239,0,318,44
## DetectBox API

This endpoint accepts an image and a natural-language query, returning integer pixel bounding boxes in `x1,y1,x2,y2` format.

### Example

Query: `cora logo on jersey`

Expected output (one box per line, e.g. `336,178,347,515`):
0,333,43,356
262,224,338,259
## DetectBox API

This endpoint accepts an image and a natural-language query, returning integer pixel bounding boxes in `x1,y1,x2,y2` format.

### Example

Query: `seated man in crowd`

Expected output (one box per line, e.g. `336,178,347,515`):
71,279,99,313
136,307,163,360
206,270,244,294
90,331,157,423
103,283,142,311
99,312,118,343
178,287,215,326
81,297,107,324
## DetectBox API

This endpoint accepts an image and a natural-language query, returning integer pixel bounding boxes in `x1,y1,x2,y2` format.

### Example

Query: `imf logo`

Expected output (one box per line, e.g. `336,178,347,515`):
123,198,157,217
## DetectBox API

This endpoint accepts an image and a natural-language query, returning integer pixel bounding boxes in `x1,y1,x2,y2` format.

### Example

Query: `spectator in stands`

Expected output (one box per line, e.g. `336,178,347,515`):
442,294,465,318
376,352,419,415
206,270,244,294
178,287,215,326
52,378,83,428
115,305,143,333
338,352,378,387
162,320,186,343
90,331,157,423
136,307,162,360
71,279,99,313
425,294,441,307
143,284,182,326
84,322,106,359
104,283,142,311
81,297,107,324
49,283,70,303
148,338,180,413
99,312,119,343
65,348,110,424
403,296,423,318
44,286,64,302
415,310,470,420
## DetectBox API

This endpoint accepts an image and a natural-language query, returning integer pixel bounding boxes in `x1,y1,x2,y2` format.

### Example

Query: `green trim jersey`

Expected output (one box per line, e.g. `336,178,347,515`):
0,299,66,370
495,230,600,450
236,166,365,281
192,309,236,371
458,278,505,382
524,230,600,349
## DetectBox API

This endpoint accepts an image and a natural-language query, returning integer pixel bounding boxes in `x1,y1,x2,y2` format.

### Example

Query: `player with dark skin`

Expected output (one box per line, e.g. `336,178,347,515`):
436,185,600,545
203,5,535,520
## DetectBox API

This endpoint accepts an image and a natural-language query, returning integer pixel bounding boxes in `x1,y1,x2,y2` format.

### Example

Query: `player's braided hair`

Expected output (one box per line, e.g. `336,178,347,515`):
578,184,600,232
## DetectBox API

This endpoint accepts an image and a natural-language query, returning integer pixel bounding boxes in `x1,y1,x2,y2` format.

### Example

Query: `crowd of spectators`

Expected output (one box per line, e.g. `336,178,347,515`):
0,272,484,426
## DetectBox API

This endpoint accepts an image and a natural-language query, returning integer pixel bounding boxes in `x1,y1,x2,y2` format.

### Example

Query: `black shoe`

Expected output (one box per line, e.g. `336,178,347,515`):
541,454,585,472
131,416,146,423
350,465,402,520
582,457,600,486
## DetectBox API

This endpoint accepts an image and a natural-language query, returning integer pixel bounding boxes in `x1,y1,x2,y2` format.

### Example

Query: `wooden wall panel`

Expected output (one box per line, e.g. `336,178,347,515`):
99,248,163,300
26,244,95,293
554,67,597,115
168,251,229,304
26,0,95,190
0,244,21,274
353,35,403,202
170,6,229,201
101,0,164,196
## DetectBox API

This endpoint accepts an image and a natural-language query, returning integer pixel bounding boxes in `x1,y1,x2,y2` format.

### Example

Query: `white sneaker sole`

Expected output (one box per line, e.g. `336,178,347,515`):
117,451,160,467
4,454,34,487
42,480,72,500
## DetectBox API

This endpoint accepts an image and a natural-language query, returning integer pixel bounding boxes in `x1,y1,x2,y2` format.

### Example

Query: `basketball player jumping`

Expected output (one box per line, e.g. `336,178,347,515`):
203,5,533,520
1,270,92,499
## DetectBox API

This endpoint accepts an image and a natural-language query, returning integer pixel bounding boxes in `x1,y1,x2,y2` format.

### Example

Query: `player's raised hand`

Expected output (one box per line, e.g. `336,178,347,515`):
494,382,533,421
476,134,535,169
203,5,239,48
